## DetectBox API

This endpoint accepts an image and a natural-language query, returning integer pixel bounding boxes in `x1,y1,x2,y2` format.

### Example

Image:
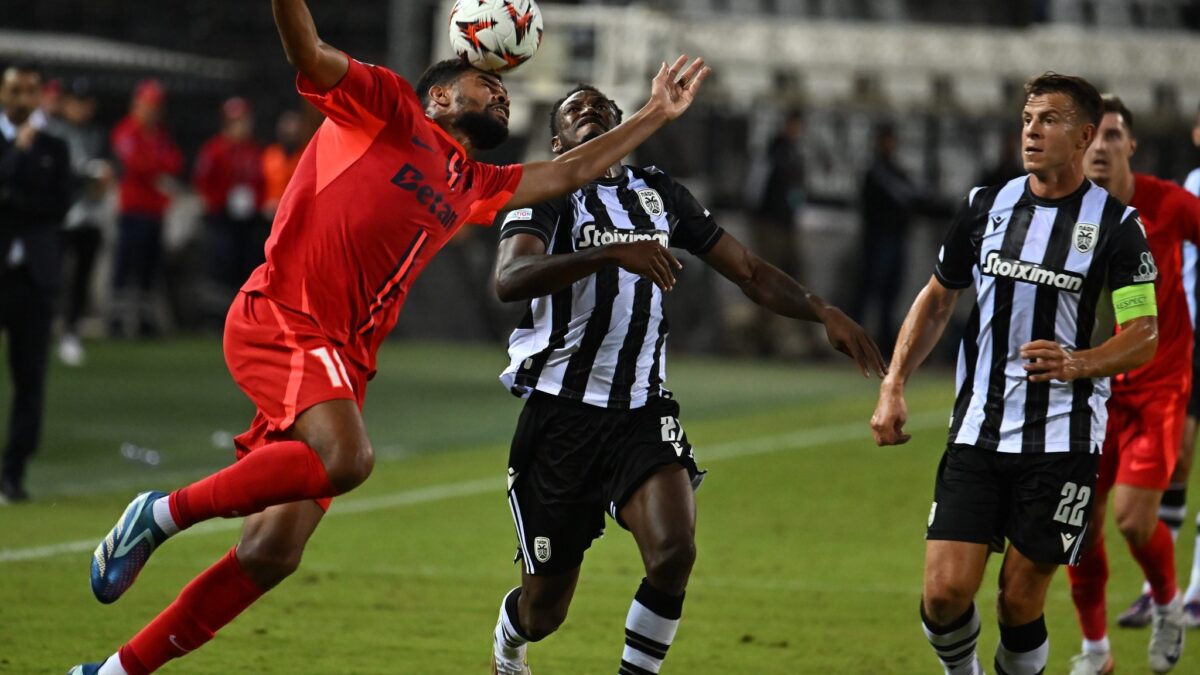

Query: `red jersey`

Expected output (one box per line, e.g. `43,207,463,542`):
241,59,522,374
1113,173,1200,392
110,116,182,217
193,134,265,217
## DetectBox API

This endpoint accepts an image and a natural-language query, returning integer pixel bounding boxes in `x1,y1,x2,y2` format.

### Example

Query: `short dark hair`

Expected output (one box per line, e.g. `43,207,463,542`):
1101,94,1135,136
549,84,624,137
1024,72,1102,126
414,58,479,108
3,61,44,81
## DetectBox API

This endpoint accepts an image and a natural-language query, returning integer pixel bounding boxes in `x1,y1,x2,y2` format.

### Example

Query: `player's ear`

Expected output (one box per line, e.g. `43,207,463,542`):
428,83,453,111
1079,123,1096,150
550,134,563,154
1128,136,1137,158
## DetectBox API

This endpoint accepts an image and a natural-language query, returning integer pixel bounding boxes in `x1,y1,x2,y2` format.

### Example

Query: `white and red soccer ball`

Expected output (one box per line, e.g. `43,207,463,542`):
449,0,544,73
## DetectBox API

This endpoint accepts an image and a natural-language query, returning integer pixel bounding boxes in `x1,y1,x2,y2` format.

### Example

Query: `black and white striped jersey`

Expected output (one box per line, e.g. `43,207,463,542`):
935,176,1154,454
498,165,724,409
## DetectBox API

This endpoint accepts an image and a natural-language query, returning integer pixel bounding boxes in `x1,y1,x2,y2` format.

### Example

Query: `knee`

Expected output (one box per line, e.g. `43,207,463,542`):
519,600,569,642
319,441,375,493
996,585,1041,624
644,536,697,594
1115,509,1154,548
236,540,304,590
923,586,974,626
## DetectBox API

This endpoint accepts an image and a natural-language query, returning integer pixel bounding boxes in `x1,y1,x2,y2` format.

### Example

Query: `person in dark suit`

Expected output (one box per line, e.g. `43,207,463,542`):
0,62,71,502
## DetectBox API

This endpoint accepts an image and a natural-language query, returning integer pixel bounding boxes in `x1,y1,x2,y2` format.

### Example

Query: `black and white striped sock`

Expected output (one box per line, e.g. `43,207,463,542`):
1161,483,1188,539
620,579,684,675
921,601,981,675
494,587,533,661
994,615,1048,675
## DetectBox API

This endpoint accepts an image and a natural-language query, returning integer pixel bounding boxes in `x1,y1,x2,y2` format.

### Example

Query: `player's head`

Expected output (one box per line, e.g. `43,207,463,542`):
130,79,165,126
417,59,510,151
1193,100,1200,149
549,84,623,154
221,97,254,141
0,62,44,126
1084,94,1136,188
1020,72,1101,178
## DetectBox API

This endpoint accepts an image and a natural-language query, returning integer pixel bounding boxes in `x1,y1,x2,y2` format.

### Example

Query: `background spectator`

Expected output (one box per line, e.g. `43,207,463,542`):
109,79,181,338
261,108,309,222
48,77,112,366
0,63,72,502
193,97,264,297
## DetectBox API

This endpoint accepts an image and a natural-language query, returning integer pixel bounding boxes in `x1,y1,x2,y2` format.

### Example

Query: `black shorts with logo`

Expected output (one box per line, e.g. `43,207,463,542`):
926,444,1100,566
506,391,703,576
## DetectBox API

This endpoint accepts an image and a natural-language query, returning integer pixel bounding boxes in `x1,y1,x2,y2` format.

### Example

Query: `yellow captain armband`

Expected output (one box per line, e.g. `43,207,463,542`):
1112,283,1157,324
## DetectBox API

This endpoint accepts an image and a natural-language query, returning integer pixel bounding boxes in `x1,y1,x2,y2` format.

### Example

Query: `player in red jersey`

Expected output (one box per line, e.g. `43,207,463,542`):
1065,95,1200,674
69,0,711,672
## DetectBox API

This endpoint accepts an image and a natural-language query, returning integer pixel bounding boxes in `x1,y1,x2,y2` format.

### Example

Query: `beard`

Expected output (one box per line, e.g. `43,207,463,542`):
455,109,509,150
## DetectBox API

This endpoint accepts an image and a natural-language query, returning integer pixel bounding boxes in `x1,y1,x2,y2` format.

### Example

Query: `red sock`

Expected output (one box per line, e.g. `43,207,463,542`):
118,548,264,675
169,440,333,529
1128,520,1178,605
1068,534,1108,641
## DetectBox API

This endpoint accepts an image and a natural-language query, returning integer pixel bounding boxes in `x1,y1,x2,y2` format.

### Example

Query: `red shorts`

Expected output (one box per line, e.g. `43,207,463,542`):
1098,385,1187,493
223,291,368,510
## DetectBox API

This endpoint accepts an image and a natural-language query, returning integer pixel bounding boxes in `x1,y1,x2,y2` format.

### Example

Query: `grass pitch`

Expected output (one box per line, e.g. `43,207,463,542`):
0,339,1196,673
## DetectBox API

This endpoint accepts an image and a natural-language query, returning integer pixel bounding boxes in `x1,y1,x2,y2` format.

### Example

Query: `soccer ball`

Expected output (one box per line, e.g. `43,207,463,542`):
448,0,544,73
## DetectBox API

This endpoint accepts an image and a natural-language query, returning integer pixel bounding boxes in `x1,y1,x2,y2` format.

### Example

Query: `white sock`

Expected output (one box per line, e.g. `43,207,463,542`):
621,580,684,675
1154,593,1181,612
151,496,180,536
1082,636,1110,654
97,653,129,675
922,603,981,675
494,587,529,662
1187,513,1200,603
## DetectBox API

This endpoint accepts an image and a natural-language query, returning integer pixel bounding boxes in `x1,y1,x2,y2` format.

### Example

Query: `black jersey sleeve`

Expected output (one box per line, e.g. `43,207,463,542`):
661,177,724,255
498,195,567,248
933,193,983,289
1105,209,1157,290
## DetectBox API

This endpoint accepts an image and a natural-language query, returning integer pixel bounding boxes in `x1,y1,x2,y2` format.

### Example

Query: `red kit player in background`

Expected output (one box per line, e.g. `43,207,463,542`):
1066,95,1200,674
69,0,712,672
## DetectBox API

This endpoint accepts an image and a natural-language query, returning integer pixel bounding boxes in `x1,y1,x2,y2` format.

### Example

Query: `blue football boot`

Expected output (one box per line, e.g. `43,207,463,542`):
91,491,171,604
67,664,101,674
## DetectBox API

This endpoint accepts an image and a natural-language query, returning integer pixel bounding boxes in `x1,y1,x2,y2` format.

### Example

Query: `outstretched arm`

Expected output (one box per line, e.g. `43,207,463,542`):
272,0,349,91
504,56,712,211
701,233,886,378
870,276,962,446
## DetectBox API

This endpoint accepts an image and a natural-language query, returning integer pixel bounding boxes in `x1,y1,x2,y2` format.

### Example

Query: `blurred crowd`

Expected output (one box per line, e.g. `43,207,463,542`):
3,65,320,365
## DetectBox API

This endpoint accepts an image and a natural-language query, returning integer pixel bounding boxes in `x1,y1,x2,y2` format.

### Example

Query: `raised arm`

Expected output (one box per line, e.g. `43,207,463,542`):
701,233,886,378
272,0,349,91
504,56,711,211
870,276,962,445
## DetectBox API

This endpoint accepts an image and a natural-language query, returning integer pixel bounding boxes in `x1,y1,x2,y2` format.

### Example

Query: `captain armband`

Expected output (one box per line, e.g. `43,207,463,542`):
1111,283,1157,324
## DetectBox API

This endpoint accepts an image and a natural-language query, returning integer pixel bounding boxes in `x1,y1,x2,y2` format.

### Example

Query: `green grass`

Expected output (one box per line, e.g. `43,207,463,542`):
0,339,1197,673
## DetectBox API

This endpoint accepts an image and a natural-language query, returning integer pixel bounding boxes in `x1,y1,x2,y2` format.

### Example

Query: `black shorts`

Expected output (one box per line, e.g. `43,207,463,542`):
506,391,703,576
926,444,1099,566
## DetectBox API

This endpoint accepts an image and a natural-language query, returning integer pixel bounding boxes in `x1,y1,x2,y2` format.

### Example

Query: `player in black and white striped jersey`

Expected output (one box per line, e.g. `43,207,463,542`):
871,73,1160,675
487,84,886,675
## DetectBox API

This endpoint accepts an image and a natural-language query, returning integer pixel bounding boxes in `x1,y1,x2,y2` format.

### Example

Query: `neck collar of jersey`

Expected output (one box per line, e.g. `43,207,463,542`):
424,115,468,157
591,166,630,186
1024,175,1090,207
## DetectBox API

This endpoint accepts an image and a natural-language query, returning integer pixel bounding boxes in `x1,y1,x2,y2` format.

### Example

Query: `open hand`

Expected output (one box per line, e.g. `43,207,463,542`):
820,306,888,379
609,241,683,292
648,55,712,121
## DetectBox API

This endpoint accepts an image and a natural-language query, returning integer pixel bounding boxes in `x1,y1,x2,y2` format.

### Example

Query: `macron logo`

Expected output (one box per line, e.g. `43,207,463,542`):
981,251,1083,292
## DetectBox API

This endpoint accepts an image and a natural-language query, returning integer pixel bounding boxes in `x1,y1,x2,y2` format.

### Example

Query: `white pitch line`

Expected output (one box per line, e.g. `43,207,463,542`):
0,412,947,565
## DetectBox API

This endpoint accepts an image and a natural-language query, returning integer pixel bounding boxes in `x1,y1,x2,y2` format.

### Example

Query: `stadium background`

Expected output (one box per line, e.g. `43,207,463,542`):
2,1,1200,673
